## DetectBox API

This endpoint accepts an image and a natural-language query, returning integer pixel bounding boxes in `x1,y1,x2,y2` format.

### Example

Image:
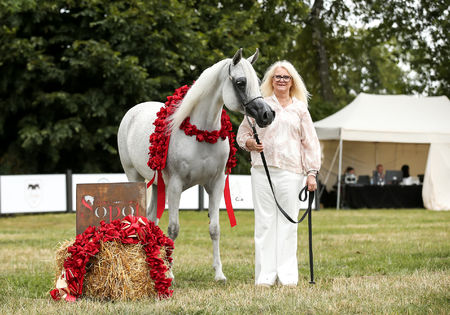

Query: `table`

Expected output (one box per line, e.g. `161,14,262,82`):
343,184,424,209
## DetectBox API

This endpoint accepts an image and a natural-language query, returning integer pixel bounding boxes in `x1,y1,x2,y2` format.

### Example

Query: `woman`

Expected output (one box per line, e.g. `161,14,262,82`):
237,60,321,287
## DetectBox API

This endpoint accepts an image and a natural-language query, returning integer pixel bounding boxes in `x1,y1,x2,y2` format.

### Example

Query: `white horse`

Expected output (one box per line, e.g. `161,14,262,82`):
117,49,275,281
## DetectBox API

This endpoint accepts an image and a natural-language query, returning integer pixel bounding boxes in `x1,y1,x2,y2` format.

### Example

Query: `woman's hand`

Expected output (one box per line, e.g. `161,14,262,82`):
246,139,264,152
306,174,317,191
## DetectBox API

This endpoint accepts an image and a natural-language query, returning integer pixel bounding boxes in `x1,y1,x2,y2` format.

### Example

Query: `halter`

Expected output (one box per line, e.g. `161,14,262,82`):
228,63,263,110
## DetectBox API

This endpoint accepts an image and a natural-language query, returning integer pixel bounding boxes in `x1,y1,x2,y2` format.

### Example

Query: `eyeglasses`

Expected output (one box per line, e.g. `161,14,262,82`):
273,75,291,82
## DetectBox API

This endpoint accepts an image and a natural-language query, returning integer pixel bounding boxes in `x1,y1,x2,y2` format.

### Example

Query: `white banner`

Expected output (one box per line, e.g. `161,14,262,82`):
204,175,253,209
0,173,315,214
147,185,199,210
179,186,199,209
204,175,314,210
0,174,66,214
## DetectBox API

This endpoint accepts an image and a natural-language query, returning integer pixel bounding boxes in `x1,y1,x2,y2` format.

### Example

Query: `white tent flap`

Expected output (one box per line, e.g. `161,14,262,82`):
422,143,450,211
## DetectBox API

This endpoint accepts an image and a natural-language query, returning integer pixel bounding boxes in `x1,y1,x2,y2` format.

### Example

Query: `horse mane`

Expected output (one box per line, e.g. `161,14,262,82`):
169,59,229,131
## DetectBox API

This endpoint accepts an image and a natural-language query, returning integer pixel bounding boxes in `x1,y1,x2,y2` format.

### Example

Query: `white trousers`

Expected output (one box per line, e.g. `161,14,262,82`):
251,166,304,286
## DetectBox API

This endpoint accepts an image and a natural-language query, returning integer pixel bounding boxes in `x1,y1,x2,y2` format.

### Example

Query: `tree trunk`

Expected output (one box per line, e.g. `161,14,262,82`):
310,0,335,103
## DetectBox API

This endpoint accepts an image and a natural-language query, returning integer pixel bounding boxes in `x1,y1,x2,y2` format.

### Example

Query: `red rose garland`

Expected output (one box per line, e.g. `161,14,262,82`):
179,111,237,174
50,215,174,301
145,84,237,226
147,85,189,171
147,84,237,174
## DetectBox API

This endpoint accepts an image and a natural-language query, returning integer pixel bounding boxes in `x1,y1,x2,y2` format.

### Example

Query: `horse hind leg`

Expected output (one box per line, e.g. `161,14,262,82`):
205,184,227,282
124,167,145,183
121,162,157,221
119,140,145,184
147,183,158,224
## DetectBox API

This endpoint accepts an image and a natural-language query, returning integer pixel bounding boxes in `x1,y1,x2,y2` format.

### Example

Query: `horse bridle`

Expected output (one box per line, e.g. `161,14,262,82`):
228,63,263,110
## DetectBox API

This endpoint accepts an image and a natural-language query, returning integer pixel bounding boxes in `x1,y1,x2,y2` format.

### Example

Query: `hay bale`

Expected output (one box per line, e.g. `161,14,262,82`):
55,239,171,301
55,240,72,281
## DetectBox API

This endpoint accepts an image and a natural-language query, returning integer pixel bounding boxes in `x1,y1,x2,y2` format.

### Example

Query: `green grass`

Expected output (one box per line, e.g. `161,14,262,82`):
0,209,449,314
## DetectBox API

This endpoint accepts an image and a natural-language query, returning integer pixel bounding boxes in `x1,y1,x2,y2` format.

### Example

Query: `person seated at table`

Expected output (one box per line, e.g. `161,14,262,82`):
372,164,385,185
401,164,413,185
343,166,357,185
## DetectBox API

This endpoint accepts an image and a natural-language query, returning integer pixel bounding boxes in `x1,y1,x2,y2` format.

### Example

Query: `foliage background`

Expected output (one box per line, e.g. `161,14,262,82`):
0,0,448,175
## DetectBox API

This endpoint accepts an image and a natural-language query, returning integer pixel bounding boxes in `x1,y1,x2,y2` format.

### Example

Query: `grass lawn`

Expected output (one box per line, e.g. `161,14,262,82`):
0,209,448,314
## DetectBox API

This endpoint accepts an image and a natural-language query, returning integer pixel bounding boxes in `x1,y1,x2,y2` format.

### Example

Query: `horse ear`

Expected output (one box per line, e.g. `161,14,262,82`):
232,48,243,66
247,48,259,65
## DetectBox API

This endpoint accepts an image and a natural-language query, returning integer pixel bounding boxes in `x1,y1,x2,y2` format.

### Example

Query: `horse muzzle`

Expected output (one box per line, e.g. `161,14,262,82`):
246,98,275,128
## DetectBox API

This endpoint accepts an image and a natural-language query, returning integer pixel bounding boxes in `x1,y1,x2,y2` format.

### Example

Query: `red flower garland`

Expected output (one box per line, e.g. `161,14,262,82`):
147,85,237,174
147,85,189,171
50,215,174,301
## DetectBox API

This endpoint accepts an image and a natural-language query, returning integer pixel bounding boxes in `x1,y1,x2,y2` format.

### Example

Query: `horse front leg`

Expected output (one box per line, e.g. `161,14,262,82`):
167,179,182,241
206,183,227,282
166,178,182,281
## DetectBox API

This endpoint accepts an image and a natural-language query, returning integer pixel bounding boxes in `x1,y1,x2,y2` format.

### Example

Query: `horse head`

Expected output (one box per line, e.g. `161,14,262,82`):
223,48,275,128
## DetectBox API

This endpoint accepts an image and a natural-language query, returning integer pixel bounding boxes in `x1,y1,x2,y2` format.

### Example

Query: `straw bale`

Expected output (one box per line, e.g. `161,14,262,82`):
55,240,171,301
54,240,73,282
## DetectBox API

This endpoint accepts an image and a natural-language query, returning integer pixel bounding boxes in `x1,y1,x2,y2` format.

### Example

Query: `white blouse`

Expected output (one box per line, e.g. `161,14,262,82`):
237,95,321,175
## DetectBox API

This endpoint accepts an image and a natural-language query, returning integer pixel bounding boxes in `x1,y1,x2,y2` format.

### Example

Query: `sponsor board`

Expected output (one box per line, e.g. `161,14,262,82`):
76,182,146,235
0,174,66,213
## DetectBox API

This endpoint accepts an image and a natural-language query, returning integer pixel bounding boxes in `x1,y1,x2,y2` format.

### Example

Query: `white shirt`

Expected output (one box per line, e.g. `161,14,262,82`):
237,95,321,175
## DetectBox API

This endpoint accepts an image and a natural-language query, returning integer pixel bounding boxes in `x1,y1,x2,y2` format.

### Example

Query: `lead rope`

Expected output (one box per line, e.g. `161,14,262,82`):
245,114,315,284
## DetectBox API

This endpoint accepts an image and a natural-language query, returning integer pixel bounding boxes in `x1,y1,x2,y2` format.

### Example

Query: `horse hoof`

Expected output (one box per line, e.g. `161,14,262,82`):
215,275,227,282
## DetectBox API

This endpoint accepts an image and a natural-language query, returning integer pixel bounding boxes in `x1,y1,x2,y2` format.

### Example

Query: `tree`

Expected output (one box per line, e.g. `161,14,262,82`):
356,0,449,96
308,0,335,103
0,0,199,174
0,0,447,175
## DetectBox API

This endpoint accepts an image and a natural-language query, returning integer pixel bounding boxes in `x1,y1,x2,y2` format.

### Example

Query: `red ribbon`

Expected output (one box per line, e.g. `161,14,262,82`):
146,171,166,220
156,170,166,219
147,173,156,188
224,174,236,227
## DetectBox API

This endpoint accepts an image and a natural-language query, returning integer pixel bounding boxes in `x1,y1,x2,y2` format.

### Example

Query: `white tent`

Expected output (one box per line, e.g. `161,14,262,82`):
314,93,450,210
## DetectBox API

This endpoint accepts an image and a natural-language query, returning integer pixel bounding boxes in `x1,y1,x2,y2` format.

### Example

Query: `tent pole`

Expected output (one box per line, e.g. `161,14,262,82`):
318,142,340,199
336,136,343,210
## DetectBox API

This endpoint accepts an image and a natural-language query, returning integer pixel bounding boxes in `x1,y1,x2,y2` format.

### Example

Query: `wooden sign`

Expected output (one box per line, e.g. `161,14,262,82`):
76,182,146,235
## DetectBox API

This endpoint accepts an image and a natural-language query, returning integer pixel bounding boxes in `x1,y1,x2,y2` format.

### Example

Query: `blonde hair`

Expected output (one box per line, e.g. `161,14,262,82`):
260,60,310,105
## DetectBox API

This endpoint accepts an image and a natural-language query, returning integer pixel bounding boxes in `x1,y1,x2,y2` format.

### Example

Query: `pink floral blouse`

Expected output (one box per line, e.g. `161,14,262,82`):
237,95,321,175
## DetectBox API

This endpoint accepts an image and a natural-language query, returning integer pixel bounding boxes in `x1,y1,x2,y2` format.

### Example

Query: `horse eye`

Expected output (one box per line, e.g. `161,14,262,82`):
235,78,247,88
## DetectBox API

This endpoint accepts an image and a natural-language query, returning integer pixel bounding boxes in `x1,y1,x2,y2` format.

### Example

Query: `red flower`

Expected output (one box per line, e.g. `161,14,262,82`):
50,289,61,301
196,133,205,141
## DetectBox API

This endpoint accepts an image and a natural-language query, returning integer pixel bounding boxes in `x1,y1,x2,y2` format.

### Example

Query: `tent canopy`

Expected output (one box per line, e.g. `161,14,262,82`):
314,93,450,210
315,93,450,143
